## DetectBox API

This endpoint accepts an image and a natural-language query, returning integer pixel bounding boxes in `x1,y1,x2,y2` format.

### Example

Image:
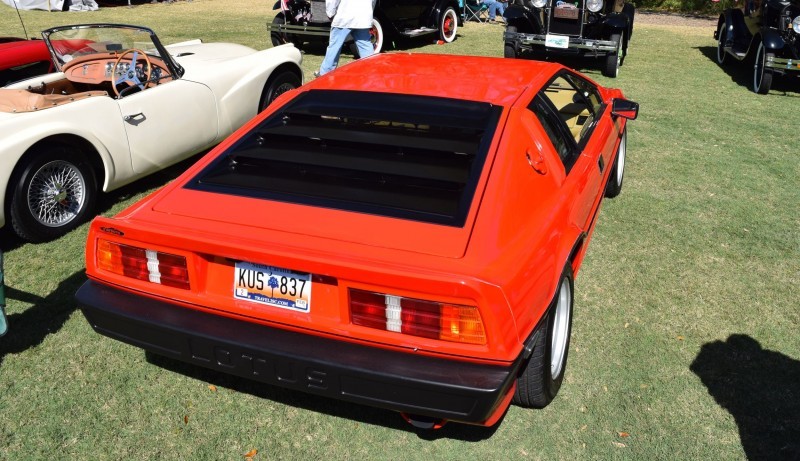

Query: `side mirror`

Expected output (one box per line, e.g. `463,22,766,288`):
611,98,639,120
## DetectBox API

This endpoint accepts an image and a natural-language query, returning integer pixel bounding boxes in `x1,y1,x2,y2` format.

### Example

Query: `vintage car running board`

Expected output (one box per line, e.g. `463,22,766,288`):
401,27,437,37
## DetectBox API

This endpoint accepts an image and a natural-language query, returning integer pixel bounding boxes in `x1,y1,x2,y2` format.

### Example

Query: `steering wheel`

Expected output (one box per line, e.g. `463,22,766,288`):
112,48,152,97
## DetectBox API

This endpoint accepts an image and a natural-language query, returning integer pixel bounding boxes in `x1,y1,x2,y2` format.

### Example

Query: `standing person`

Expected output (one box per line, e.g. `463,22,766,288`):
317,0,376,76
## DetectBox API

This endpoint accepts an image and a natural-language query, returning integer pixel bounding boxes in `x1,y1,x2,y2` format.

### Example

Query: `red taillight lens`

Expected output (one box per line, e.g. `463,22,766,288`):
349,289,486,345
97,239,190,290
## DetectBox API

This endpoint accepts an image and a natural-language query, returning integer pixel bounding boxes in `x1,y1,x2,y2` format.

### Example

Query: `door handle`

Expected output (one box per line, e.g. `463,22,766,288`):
123,112,144,122
526,150,547,175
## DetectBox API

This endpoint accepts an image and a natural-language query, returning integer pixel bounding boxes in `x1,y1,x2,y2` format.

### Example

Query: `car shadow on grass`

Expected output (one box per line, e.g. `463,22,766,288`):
0,270,85,366
696,46,800,96
690,334,800,461
145,351,501,440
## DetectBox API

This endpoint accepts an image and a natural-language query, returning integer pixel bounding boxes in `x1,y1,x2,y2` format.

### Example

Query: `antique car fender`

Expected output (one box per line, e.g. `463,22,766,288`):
761,28,786,51
504,5,540,34
425,0,464,29
721,8,751,45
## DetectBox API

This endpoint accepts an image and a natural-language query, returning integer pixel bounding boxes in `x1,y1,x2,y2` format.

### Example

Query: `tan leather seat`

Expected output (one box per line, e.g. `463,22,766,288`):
0,88,108,113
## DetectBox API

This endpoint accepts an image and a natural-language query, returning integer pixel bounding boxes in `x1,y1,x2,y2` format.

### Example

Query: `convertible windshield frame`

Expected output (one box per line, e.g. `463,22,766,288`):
41,23,183,77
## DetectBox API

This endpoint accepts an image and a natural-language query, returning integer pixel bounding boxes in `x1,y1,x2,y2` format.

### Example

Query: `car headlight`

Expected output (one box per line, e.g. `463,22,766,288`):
793,16,800,34
586,0,603,12
532,0,547,8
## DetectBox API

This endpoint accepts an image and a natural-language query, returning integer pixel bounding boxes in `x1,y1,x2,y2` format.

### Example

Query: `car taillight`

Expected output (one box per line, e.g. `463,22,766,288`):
96,239,190,290
349,289,486,345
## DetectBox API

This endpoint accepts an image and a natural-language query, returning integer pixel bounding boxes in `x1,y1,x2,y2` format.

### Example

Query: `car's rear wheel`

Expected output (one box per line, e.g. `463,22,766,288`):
10,144,97,242
439,6,458,43
259,70,301,111
605,130,626,198
512,265,574,408
602,33,622,78
753,41,773,94
716,21,728,65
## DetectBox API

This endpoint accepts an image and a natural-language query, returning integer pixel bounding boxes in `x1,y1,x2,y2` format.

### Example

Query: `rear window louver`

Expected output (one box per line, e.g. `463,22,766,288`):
187,90,501,227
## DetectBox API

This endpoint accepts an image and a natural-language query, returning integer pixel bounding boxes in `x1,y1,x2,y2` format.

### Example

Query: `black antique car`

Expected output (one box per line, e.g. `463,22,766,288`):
268,0,461,54
715,0,800,93
503,0,634,77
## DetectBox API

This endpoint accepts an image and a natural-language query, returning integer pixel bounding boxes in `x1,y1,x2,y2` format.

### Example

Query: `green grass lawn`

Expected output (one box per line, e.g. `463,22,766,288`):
1,2,798,459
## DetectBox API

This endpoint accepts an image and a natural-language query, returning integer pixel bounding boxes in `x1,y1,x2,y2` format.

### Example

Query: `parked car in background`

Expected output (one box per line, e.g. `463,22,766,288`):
268,0,461,54
503,0,634,77
0,23,303,243
0,37,53,87
76,53,638,429
715,0,800,93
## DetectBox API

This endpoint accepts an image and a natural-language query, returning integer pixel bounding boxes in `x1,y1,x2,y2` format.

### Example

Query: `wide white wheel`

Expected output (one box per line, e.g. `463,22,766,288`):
753,41,773,94
605,130,626,198
439,7,458,43
716,21,728,65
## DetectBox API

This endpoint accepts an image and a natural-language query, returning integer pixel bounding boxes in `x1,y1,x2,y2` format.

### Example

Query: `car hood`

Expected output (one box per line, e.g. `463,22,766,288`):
0,38,49,69
146,183,480,259
168,41,256,68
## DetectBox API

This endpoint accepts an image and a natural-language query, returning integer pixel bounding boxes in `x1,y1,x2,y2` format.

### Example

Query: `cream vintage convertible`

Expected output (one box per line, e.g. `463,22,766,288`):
0,23,303,242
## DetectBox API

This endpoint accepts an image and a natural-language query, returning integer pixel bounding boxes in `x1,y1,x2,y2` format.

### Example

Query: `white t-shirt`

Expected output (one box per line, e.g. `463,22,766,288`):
326,0,375,29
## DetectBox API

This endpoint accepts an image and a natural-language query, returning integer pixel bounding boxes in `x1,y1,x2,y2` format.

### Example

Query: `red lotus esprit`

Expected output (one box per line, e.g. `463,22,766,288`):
0,37,53,87
76,53,638,429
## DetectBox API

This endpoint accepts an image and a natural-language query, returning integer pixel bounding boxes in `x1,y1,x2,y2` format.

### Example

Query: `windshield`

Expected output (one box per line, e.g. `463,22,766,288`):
42,24,163,71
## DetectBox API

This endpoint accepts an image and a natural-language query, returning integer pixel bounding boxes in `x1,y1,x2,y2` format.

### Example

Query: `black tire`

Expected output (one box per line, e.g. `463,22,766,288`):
439,6,458,43
350,18,384,57
9,144,97,243
513,265,574,408
258,70,301,111
602,33,622,78
716,21,728,65
605,130,626,198
753,41,773,94
504,26,518,59
270,14,292,47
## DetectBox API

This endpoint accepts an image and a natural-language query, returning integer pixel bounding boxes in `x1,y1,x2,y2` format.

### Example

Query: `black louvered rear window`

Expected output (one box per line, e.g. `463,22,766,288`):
186,90,501,227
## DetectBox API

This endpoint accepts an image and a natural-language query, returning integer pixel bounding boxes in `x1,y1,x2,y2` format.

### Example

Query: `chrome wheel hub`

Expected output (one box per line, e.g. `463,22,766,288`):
27,160,86,227
550,279,572,379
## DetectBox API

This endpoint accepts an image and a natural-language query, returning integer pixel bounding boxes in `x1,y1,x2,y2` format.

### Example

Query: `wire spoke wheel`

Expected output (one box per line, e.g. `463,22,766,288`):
27,160,86,227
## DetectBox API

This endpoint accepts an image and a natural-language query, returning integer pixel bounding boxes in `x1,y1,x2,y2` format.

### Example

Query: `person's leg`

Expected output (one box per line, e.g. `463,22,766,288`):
351,28,374,59
486,0,498,20
319,27,351,75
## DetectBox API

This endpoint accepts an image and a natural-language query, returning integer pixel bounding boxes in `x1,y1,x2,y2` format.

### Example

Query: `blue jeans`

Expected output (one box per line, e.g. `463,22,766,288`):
482,0,505,19
319,27,373,75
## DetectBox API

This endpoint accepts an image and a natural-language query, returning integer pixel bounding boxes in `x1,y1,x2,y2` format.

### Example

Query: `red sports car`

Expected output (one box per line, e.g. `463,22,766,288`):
76,53,638,428
0,37,53,87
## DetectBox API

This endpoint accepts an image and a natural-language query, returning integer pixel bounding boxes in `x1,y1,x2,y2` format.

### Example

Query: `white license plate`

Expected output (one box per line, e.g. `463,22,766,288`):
545,34,569,49
233,261,311,312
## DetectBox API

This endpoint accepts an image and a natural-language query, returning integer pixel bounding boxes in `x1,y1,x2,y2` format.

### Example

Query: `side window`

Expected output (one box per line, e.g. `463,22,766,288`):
539,74,601,145
528,95,579,174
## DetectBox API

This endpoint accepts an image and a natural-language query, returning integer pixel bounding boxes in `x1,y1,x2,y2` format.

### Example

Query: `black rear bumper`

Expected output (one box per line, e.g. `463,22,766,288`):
76,280,521,425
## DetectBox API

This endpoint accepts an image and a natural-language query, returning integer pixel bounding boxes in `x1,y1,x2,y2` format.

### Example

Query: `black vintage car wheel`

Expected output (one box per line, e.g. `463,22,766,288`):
259,70,301,111
10,145,97,242
504,26,518,58
602,33,622,78
716,21,728,65
605,130,626,198
439,6,458,43
270,14,294,47
512,265,574,408
753,41,774,94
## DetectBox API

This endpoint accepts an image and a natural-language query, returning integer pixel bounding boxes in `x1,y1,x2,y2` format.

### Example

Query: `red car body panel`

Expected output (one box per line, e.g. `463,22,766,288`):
0,37,53,86
77,53,635,426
